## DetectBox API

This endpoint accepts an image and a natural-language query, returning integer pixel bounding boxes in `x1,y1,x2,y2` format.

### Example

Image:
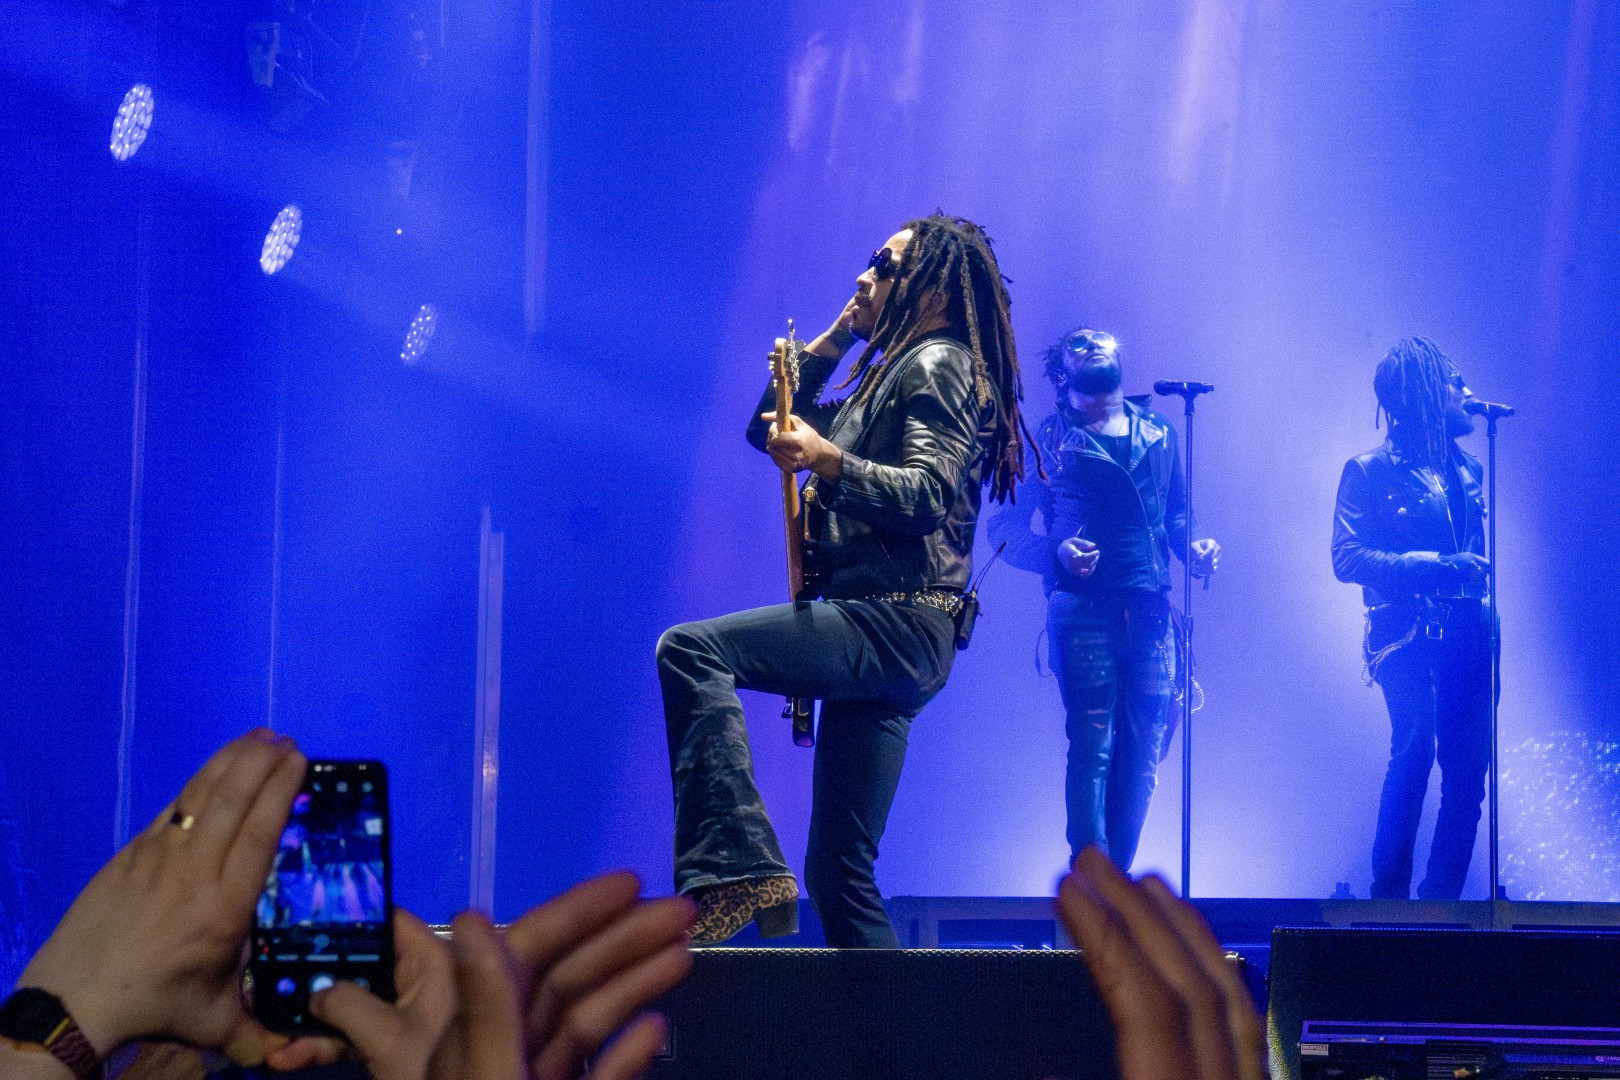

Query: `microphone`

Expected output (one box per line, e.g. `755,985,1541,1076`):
1153,380,1215,398
1464,398,1516,418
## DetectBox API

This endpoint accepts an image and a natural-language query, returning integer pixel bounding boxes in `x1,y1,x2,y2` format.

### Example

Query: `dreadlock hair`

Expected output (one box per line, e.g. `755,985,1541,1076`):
1374,336,1454,470
833,213,1040,502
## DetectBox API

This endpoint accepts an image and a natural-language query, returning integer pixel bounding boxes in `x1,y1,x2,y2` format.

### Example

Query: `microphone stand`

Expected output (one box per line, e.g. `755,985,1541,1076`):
1156,381,1214,898
1463,397,1511,899
1482,405,1510,901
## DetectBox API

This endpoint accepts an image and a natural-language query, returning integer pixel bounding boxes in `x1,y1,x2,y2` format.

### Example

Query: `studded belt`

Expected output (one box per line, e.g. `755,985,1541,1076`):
863,590,964,618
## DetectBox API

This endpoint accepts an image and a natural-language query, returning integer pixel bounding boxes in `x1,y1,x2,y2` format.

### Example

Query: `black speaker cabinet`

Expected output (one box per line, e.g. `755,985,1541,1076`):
1267,926,1620,1080
648,947,1118,1080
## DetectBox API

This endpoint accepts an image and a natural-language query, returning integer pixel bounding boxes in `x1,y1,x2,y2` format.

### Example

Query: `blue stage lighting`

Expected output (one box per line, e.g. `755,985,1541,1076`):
401,304,438,364
109,84,154,162
259,205,303,274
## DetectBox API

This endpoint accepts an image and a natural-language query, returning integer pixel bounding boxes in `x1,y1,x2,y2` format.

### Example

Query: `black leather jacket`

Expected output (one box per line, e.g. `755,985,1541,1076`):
1332,435,1486,608
746,333,996,600
988,396,1198,596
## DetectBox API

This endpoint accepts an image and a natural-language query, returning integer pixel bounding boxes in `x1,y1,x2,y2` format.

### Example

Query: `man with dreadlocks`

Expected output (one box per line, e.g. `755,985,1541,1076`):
657,214,1032,948
988,329,1218,873
1333,336,1491,900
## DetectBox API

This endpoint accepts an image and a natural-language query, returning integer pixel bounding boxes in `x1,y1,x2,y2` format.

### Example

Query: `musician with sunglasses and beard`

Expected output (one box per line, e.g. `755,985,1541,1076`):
989,329,1218,872
657,215,1035,948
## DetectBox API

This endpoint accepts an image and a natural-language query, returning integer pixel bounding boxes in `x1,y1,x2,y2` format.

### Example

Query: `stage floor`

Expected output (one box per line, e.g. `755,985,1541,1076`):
711,894,1620,1007
734,894,1620,948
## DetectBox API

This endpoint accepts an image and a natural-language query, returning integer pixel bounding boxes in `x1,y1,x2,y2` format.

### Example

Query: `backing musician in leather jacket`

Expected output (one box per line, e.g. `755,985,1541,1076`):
657,215,1034,949
994,394,1195,598
1332,336,1493,900
989,329,1218,873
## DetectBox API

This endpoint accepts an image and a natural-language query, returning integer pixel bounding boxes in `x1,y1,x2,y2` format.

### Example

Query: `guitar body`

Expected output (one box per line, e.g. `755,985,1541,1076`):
772,325,818,747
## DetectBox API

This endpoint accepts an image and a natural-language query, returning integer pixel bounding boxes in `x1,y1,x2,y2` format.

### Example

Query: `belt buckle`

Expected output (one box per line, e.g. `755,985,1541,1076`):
1424,621,1445,641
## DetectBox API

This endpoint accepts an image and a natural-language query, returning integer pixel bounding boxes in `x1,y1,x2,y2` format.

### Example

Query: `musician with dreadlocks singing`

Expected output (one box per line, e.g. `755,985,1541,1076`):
657,214,1033,948
1333,336,1491,900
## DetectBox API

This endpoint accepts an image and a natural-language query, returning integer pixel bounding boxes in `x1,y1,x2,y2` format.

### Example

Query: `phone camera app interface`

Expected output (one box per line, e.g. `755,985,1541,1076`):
253,765,390,1027
259,778,385,929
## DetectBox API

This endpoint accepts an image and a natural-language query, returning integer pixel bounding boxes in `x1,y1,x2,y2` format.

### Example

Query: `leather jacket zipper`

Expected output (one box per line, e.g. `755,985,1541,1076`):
1062,415,1161,578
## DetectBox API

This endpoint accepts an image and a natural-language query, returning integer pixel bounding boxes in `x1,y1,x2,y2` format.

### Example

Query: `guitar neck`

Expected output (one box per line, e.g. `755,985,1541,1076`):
774,362,793,429
773,351,804,598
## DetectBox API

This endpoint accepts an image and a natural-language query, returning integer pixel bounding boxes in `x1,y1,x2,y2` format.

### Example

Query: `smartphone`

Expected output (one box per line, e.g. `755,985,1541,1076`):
250,760,395,1034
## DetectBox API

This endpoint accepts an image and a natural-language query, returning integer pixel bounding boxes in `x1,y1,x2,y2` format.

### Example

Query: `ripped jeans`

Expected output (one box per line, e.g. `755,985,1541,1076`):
1047,589,1174,871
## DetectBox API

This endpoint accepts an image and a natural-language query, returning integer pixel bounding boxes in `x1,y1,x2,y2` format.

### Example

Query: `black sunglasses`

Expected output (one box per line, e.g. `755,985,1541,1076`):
866,247,899,281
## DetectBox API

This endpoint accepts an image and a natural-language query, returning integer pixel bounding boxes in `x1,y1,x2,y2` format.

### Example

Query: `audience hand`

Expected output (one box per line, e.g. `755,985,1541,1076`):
1057,846,1266,1080
272,873,694,1080
264,909,455,1079
506,872,695,1080
16,729,305,1065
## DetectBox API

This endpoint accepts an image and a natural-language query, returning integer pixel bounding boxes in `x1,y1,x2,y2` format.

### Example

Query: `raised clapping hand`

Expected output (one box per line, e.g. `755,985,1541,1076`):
1057,846,1267,1080
16,729,306,1065
504,872,694,1080
269,873,695,1080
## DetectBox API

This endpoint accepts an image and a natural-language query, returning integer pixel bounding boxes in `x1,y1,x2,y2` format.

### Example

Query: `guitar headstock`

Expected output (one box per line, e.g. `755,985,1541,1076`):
772,319,804,394
784,319,802,392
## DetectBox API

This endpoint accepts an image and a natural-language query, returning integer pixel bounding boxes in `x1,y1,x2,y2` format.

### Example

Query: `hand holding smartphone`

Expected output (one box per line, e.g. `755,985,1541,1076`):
250,760,395,1035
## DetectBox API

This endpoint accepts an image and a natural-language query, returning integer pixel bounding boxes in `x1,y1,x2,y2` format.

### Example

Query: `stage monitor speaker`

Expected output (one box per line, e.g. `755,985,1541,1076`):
648,947,1118,1080
1267,926,1620,1080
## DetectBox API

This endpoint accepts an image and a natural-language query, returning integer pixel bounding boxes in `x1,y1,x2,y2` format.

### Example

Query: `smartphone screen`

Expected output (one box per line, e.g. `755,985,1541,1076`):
250,760,395,1034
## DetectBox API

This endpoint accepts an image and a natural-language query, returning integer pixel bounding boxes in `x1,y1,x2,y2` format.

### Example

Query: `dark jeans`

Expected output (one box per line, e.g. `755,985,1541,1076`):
1047,589,1174,871
1367,599,1492,900
657,598,956,948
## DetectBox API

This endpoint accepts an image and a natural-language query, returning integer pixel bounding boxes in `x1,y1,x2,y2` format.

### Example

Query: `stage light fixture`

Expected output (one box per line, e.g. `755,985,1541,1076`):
401,304,438,365
109,84,154,161
259,205,303,275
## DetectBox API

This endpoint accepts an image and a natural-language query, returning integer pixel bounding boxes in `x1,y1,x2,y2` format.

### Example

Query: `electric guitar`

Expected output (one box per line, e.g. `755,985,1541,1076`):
771,321,817,747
